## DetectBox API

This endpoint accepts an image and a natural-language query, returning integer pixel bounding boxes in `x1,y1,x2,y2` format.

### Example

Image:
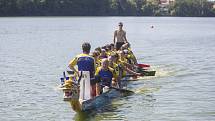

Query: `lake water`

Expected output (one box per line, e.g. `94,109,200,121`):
0,17,215,121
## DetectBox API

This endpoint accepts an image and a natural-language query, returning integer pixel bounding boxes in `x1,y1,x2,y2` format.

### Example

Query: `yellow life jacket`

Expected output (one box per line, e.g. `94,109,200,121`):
118,60,127,77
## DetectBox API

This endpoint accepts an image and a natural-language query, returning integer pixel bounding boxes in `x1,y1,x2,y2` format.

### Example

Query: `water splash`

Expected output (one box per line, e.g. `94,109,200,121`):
136,64,177,81
135,86,160,94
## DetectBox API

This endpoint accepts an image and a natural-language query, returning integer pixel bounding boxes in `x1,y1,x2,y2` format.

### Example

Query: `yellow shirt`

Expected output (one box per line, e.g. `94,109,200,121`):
112,62,120,77
117,60,127,77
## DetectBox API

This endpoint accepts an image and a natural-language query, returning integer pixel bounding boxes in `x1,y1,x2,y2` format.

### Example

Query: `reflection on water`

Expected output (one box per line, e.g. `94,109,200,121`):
73,93,157,121
73,75,161,121
73,100,125,121
135,86,160,94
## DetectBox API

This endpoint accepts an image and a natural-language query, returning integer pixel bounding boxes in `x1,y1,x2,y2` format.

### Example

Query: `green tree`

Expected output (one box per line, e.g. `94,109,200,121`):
0,0,214,16
141,0,159,16
173,0,215,17
0,0,18,16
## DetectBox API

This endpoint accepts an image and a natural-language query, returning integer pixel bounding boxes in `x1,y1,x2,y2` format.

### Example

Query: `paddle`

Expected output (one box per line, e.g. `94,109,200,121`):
125,71,155,77
138,63,150,68
137,66,156,76
125,73,144,77
101,84,134,95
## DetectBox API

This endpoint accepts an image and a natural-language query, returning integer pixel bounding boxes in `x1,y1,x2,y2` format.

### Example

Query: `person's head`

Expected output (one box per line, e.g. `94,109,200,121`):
95,47,101,54
92,51,99,58
110,52,117,62
82,42,91,54
118,22,123,30
100,46,107,52
105,44,111,51
101,58,109,70
111,52,119,62
119,50,125,58
101,49,106,55
123,49,129,57
110,43,115,51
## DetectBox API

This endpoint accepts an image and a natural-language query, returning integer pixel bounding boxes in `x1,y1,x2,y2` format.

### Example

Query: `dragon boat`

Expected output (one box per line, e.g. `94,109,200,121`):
59,64,155,112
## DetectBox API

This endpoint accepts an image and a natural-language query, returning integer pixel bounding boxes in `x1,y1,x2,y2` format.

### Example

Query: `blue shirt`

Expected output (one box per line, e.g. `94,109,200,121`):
69,53,95,78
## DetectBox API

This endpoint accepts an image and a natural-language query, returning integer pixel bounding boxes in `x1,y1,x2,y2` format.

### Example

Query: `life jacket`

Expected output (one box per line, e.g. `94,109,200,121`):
125,54,133,64
117,60,127,78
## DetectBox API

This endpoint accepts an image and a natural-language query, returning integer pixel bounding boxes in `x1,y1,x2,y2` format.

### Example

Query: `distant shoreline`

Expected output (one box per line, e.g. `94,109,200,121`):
0,16,215,18
1,0,214,17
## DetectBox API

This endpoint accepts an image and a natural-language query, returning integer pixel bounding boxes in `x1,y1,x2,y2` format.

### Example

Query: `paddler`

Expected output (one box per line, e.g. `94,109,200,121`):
95,58,117,95
68,42,97,98
92,51,101,69
121,43,138,65
113,22,128,50
99,49,108,59
108,52,120,87
116,51,142,78
110,43,115,51
105,44,112,56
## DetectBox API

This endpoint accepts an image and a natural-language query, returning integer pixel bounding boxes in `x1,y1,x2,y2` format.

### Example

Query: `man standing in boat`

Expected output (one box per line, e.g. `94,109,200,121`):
68,42,96,98
113,22,128,50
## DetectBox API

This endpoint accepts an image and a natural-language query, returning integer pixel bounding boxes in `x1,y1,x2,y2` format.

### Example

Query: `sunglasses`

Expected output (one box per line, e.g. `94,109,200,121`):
119,25,123,26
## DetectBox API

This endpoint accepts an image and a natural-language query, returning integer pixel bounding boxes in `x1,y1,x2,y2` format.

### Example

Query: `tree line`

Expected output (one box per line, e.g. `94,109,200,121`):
0,0,215,17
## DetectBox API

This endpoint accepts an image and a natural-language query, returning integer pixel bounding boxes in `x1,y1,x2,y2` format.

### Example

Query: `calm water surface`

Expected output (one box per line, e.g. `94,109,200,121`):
0,17,215,121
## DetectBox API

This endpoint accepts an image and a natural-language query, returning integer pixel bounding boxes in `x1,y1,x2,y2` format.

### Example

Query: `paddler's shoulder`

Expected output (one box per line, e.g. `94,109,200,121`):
119,58,126,63
113,62,118,67
77,53,94,59
95,66,102,73
108,67,114,72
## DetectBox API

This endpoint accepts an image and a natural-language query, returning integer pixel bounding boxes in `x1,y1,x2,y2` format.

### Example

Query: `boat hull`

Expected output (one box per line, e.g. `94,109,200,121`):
69,88,133,112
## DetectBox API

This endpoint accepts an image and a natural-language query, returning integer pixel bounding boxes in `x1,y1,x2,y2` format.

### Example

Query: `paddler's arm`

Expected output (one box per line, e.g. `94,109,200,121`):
93,58,96,76
113,30,117,44
122,65,142,76
129,51,138,65
95,67,101,96
68,57,79,76
123,61,133,68
124,31,128,43
111,68,118,87
121,60,136,71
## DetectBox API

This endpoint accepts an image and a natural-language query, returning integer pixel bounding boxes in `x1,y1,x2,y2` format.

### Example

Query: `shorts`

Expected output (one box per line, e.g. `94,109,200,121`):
115,42,125,50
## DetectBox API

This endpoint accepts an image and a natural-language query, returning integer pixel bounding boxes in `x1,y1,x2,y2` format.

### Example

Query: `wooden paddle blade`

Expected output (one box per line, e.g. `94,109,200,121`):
142,71,156,76
112,87,134,96
101,84,134,96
